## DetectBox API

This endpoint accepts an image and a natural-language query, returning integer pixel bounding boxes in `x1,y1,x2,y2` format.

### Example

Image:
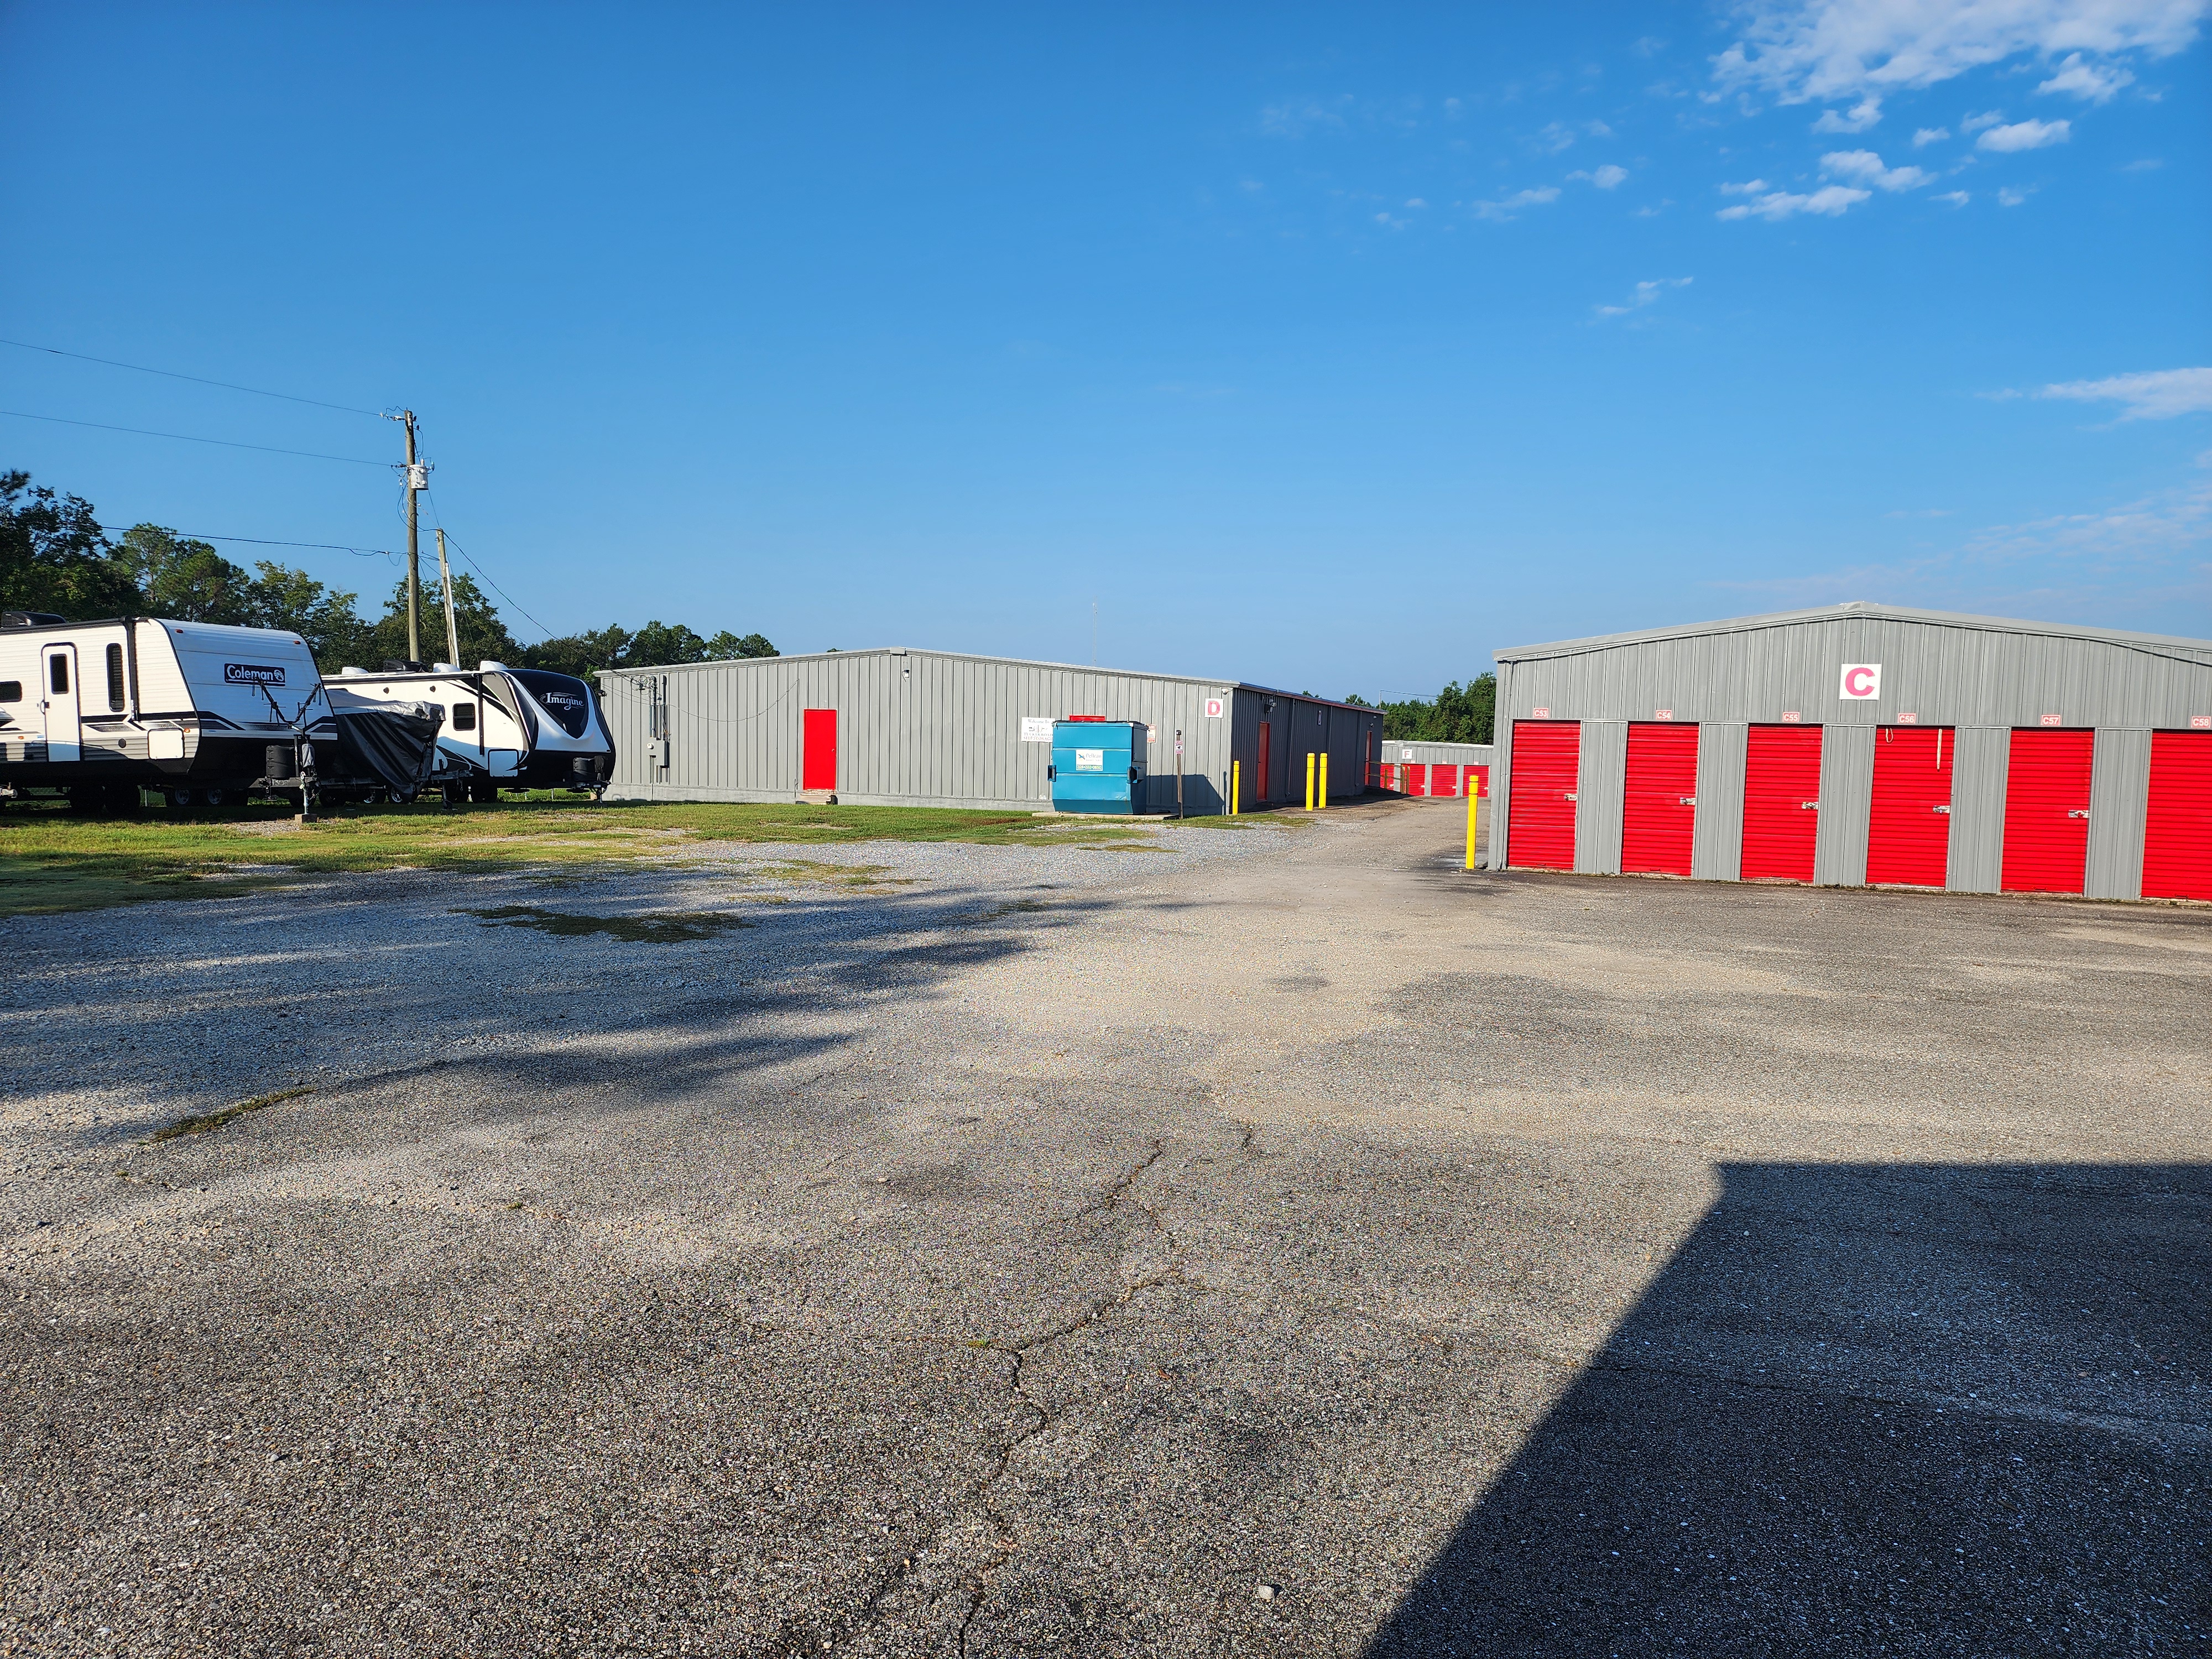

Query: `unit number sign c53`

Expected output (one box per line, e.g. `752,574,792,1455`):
1838,663,1882,701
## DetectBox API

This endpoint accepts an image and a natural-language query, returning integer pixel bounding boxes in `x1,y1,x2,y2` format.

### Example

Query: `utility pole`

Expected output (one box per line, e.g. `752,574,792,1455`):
401,409,422,664
436,528,462,668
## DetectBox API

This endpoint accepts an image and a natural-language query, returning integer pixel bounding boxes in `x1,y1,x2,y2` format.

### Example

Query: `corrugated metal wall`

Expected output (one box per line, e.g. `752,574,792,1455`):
1948,727,2011,893
1691,722,1747,880
1485,605,2210,898
2088,729,2152,901
1574,721,1627,876
1384,740,1495,767
598,649,1380,815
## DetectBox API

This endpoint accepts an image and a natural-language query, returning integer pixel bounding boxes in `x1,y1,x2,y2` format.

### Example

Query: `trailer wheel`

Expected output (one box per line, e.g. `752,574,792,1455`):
193,785,230,812
468,779,499,804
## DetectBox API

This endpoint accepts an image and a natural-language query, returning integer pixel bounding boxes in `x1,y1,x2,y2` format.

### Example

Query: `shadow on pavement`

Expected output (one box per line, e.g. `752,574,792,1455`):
1366,1162,2209,1657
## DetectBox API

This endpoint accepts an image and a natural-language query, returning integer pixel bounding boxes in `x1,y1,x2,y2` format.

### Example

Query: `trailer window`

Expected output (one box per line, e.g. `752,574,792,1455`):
106,644,126,711
0,682,18,703
48,656,68,695
451,702,477,732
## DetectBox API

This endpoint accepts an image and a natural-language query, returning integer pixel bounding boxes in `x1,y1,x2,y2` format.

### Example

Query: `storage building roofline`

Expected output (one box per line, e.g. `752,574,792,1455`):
603,645,1377,712
1495,601,2212,667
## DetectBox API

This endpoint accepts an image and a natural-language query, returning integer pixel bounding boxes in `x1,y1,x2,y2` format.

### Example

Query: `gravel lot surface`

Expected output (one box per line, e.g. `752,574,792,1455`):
1,800,2205,1657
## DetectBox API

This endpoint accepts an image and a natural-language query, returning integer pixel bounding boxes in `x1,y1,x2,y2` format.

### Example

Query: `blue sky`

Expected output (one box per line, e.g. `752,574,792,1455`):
3,1,2206,696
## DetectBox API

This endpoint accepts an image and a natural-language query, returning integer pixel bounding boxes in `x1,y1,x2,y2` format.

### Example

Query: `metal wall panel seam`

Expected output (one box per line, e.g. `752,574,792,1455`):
2086,728,2151,901
1691,722,1748,881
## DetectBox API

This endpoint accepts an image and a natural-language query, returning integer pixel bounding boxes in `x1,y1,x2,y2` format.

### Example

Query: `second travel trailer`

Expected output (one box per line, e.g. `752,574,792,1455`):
322,661,616,799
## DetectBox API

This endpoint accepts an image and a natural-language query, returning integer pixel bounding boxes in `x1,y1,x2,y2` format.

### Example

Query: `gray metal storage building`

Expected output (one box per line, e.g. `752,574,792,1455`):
597,648,1383,814
1484,602,2212,900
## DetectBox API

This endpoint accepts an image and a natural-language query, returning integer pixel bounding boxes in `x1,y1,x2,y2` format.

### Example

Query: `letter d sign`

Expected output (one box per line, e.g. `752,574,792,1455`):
1838,663,1882,701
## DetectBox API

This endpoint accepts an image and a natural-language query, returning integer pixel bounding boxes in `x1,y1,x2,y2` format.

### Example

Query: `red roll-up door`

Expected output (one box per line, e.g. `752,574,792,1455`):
1435,765,1460,798
1507,722,1579,870
801,708,838,791
1621,722,1699,875
2142,731,2212,900
1406,763,1428,797
1741,724,1823,882
1866,726,1953,887
2001,728,2095,894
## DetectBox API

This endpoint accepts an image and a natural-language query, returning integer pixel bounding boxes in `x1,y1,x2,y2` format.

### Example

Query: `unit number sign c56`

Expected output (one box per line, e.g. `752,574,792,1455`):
1838,664,1882,701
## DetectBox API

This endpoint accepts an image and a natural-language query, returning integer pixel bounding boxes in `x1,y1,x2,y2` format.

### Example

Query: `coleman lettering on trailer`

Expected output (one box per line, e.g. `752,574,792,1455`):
223,662,287,686
1839,664,1881,700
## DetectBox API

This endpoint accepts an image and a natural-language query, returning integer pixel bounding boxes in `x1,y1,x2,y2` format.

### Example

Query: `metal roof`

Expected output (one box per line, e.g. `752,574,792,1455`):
616,645,1378,713
1495,601,2212,666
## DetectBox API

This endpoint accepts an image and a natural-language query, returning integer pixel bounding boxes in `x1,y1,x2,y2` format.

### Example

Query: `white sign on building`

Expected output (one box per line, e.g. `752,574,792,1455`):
1204,697,1225,719
1838,664,1882,701
1020,717,1054,743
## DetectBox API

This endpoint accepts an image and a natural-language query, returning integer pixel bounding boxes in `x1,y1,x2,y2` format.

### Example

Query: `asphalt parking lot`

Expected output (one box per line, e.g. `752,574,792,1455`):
2,800,2205,1657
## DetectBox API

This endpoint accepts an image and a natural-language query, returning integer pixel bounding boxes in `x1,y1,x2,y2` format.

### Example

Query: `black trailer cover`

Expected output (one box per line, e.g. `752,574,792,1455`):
328,703,444,799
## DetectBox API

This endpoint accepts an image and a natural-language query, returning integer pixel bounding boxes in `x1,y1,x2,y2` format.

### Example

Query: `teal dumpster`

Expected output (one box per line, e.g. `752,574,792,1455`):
1048,719,1146,814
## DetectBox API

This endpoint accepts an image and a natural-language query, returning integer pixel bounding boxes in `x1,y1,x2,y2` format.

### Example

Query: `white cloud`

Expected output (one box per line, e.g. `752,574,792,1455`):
1913,125,1951,144
1587,119,1616,138
1536,121,1579,153
1979,117,2072,150
1569,163,1630,188
1821,148,1935,190
1405,197,1428,208
1470,186,1562,220
1719,178,1771,195
1938,189,1973,204
1960,108,2007,131
2026,367,2212,419
1718,183,1872,220
1596,276,1694,317
1259,97,1351,138
1710,0,2206,103
2037,50,2136,99
1813,94,1884,131
1999,185,2033,204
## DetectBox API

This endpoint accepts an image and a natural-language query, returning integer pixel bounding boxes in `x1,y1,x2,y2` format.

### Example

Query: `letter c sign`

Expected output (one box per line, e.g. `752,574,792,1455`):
1838,663,1882,701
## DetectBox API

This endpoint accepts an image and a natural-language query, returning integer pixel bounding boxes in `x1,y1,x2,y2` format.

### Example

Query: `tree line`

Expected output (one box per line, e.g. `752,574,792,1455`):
1,470,774,677
1345,675,1496,744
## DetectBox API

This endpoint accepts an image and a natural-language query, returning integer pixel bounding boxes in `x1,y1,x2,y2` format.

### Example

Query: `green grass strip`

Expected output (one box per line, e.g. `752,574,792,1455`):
147,1086,315,1144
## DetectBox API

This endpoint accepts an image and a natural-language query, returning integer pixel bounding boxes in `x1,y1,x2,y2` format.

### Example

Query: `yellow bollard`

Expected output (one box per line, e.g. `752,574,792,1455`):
1318,751,1328,809
1231,759,1240,817
1465,773,1480,870
1304,752,1316,811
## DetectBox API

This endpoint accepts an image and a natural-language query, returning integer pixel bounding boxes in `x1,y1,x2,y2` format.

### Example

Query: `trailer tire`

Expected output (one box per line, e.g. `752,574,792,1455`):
165,787,194,811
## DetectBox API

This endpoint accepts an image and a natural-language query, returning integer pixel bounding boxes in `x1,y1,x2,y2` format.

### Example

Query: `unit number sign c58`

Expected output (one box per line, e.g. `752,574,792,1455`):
1838,663,1882,701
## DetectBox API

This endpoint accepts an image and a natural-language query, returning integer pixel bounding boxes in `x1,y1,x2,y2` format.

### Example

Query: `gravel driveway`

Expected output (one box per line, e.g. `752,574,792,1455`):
2,801,2204,1656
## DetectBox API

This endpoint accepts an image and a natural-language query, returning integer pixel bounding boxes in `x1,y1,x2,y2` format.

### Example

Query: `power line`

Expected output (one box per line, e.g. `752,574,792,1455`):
0,336,384,417
0,408,391,466
162,532,400,560
422,490,557,638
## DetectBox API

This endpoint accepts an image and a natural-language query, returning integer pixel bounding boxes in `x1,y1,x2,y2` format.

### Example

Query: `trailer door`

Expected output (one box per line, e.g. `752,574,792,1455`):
41,645,80,762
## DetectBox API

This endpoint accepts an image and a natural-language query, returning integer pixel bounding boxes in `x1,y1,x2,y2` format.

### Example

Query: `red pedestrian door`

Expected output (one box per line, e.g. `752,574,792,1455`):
1866,726,1953,887
1507,721,1579,870
1741,724,1823,882
1621,723,1698,875
2001,729,2095,895
801,707,838,791
2142,731,2212,900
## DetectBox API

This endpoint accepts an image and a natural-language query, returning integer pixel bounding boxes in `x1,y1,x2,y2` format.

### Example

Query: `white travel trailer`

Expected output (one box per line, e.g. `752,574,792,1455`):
324,661,615,800
0,613,325,811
